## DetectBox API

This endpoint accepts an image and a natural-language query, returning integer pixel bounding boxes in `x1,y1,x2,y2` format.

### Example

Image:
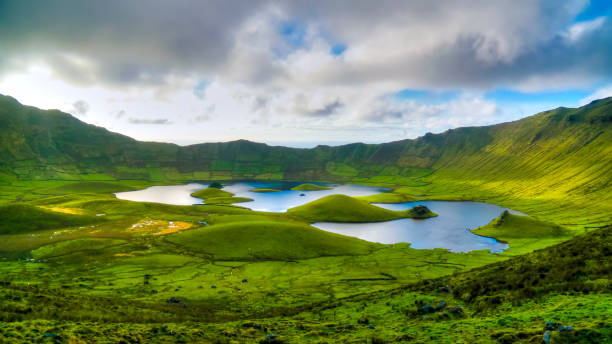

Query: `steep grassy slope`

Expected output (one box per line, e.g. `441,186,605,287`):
0,93,609,229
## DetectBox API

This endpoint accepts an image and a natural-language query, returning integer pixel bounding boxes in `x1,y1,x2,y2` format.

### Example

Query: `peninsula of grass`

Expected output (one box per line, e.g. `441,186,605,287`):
287,194,436,222
472,211,573,255
166,221,378,260
250,188,282,192
290,183,332,191
191,187,253,205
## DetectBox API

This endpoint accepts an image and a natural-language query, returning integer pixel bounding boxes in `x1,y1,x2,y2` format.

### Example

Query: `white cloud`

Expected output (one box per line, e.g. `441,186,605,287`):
579,85,612,105
1,0,610,145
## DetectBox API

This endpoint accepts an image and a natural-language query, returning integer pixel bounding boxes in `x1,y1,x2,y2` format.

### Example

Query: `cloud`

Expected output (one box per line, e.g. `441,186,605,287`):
1,0,611,145
71,100,89,116
128,117,171,125
579,85,612,105
2,0,610,93
308,99,343,117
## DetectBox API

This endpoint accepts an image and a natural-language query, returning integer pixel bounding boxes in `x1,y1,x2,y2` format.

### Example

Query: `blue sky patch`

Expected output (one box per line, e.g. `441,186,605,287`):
394,89,460,104
330,44,347,56
574,0,612,21
279,21,307,49
484,88,590,107
193,80,210,100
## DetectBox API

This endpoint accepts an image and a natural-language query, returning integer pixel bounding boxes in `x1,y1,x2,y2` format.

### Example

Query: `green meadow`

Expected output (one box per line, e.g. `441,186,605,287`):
0,95,610,342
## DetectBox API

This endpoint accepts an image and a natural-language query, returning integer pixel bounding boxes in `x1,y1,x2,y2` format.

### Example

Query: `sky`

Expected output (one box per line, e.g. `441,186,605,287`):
0,0,611,147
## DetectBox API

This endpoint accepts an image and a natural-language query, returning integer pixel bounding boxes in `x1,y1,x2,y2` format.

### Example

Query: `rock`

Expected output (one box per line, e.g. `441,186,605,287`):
300,193,305,196
446,306,463,314
545,321,560,331
166,297,181,304
438,286,450,293
419,304,435,314
543,330,551,344
434,300,447,311
242,322,262,330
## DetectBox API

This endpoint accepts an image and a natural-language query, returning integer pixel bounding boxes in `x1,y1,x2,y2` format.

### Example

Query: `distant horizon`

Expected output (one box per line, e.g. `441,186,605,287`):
0,93,612,149
3,91,608,149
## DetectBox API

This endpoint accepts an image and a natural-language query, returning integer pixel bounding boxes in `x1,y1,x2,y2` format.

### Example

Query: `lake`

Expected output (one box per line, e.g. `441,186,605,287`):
115,182,522,252
314,201,524,253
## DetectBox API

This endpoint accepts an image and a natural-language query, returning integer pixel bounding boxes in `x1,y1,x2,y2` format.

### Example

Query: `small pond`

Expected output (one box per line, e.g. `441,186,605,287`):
115,182,524,252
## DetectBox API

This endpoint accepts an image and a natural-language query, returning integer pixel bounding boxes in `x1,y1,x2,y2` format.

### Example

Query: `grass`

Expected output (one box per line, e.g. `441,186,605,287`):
290,183,332,191
287,194,436,222
472,211,574,255
0,95,610,342
0,204,103,235
250,188,282,192
356,192,416,203
166,221,378,260
190,187,253,205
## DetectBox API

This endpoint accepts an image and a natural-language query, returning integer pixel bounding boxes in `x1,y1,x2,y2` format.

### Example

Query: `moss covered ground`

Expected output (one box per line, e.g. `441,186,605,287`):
0,96,609,343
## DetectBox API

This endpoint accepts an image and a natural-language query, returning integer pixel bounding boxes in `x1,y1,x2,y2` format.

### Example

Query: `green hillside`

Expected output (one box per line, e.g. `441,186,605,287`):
167,221,377,260
0,93,610,228
0,94,610,343
291,183,332,191
287,194,435,222
0,204,103,235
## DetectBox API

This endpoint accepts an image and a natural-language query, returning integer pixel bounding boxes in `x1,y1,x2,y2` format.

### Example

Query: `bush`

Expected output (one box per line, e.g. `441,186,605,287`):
209,182,223,189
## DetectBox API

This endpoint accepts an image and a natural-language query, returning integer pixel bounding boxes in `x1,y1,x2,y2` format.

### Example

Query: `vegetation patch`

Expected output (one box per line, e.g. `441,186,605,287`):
290,183,332,191
356,192,416,203
166,221,378,260
287,194,436,222
473,211,573,255
44,181,137,194
250,188,282,192
191,187,252,204
0,204,103,235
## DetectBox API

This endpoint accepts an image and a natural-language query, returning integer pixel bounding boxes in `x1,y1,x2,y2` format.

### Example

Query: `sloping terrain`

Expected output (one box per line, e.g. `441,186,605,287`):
1,94,610,227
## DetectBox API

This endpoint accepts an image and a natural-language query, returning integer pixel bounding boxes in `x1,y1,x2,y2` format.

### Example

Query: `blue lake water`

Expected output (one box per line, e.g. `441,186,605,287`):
223,181,387,212
115,182,524,252
314,201,525,252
